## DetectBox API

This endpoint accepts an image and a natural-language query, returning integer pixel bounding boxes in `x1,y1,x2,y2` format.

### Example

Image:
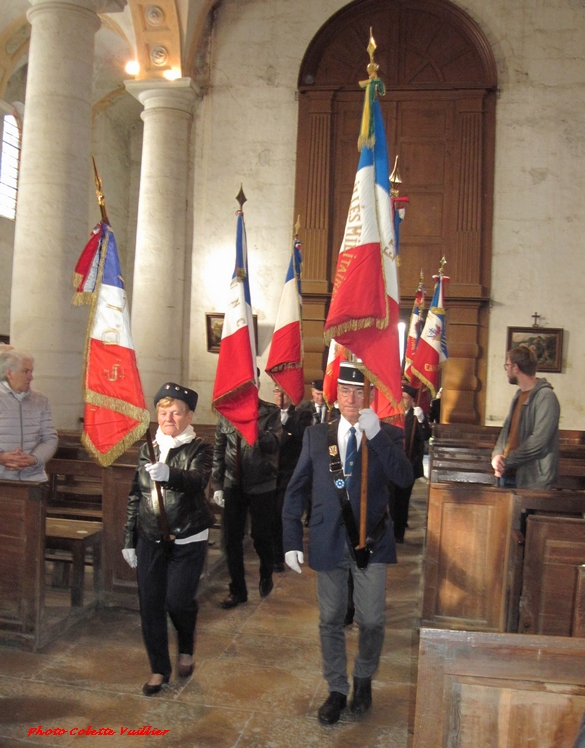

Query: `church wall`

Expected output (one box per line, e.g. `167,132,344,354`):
190,0,585,429
0,216,14,338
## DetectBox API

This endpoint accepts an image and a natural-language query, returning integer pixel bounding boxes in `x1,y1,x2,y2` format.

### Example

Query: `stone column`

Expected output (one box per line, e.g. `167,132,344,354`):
10,0,125,428
125,78,196,406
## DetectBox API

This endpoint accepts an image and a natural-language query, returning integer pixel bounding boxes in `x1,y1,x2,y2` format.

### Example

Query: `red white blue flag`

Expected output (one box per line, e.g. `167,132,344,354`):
403,275,426,383
266,239,304,405
324,78,402,413
212,208,259,445
73,222,150,466
410,270,449,397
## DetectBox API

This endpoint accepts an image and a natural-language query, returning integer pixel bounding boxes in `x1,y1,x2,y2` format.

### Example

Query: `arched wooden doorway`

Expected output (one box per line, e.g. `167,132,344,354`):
294,0,497,423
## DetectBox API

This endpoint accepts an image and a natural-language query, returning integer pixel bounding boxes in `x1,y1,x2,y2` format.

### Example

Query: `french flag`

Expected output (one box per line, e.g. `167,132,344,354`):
403,278,426,383
324,91,402,413
265,240,304,405
212,209,259,445
410,271,449,398
73,222,150,466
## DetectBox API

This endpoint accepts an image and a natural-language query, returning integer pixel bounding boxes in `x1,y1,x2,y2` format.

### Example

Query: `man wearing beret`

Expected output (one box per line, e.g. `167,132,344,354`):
123,382,215,696
391,383,431,543
283,363,413,725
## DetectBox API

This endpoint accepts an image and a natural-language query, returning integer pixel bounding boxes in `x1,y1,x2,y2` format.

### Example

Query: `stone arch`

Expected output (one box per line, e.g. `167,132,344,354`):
294,0,497,423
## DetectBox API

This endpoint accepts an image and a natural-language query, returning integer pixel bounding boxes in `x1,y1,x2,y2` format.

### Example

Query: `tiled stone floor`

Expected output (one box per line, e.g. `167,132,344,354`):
0,480,427,747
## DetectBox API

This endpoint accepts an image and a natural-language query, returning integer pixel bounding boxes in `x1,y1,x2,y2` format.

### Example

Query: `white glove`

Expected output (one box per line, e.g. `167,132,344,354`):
122,548,137,568
285,550,304,574
213,490,225,508
145,462,170,482
413,406,425,423
358,408,380,440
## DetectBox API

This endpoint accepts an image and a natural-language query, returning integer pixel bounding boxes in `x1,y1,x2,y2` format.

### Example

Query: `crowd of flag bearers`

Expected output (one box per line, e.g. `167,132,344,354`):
62,31,451,717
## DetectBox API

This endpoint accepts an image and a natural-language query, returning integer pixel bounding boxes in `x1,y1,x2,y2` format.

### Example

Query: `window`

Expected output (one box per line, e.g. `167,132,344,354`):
0,114,21,220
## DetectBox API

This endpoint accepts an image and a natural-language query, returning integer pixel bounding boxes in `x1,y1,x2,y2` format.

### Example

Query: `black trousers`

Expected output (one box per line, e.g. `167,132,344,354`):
391,482,414,540
223,486,275,598
136,536,207,676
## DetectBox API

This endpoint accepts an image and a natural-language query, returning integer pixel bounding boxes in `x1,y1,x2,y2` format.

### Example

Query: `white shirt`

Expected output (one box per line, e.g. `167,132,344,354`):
337,415,363,470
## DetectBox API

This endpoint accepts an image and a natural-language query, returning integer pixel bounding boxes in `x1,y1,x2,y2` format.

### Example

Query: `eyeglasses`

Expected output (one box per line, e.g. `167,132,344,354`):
503,363,513,370
337,386,364,398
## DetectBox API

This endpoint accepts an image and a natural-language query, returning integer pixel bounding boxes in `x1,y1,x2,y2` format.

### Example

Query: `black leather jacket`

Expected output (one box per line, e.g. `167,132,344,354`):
124,437,215,547
211,400,282,494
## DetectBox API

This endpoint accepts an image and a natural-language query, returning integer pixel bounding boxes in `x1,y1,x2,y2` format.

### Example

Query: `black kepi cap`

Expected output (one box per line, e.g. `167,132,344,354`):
337,362,365,386
154,382,198,411
402,384,418,399
312,379,324,391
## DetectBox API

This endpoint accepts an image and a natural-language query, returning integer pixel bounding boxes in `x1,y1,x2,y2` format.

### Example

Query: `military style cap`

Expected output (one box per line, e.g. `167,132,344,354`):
154,382,198,411
402,384,418,399
337,363,365,386
312,379,324,391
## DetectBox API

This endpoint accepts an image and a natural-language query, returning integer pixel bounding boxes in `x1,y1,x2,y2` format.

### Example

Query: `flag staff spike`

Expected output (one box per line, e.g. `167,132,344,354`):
366,28,379,78
294,214,301,238
438,256,447,276
236,183,247,210
390,155,402,198
92,156,109,225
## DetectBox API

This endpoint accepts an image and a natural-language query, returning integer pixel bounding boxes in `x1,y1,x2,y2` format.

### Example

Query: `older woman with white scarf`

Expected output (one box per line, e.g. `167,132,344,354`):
123,382,215,696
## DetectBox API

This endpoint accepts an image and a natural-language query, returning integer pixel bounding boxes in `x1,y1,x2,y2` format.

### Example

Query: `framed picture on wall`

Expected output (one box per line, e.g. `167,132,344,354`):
506,327,563,373
206,313,258,354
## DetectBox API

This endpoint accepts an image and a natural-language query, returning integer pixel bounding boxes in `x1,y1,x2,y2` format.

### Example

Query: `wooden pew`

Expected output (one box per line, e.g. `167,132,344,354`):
518,514,585,636
414,628,585,748
423,482,585,634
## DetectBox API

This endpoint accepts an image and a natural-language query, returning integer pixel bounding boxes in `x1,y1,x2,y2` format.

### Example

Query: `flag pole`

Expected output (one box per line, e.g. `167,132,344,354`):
91,156,173,543
358,376,371,549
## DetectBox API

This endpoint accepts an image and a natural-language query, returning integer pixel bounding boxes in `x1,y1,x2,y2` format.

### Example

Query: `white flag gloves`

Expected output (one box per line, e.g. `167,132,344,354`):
358,408,381,440
213,490,225,508
413,406,425,423
145,462,170,482
285,550,304,574
122,548,137,568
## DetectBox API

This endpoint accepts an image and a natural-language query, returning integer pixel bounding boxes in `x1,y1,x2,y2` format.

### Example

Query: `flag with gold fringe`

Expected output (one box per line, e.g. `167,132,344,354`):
73,221,150,466
323,58,402,414
403,274,426,382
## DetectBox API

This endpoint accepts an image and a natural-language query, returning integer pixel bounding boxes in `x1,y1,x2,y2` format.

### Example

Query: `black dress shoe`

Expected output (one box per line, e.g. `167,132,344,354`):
318,691,347,725
220,593,247,609
142,673,170,697
259,576,273,598
350,676,372,714
177,660,194,679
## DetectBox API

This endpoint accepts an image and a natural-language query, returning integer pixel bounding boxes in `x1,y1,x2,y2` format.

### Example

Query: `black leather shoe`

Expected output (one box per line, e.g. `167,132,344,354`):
142,673,170,697
259,576,274,598
318,692,347,725
220,593,247,609
177,658,194,679
350,676,372,714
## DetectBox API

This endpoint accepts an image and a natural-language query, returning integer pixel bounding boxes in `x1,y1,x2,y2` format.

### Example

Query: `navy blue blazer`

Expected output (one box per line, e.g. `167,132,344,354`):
282,421,413,571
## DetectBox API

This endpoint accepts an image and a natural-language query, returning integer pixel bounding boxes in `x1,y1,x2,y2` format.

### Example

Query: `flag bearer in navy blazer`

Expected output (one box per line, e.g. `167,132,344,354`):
282,362,413,725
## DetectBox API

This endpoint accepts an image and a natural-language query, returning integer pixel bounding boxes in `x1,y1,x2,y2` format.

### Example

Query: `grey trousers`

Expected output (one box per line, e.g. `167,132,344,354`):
316,546,387,695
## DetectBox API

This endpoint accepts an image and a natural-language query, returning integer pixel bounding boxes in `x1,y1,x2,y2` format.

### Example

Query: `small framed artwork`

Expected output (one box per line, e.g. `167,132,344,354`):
506,327,563,373
206,313,258,353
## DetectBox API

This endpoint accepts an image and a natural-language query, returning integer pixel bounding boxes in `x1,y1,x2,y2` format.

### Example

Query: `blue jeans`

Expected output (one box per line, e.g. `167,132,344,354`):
316,546,387,694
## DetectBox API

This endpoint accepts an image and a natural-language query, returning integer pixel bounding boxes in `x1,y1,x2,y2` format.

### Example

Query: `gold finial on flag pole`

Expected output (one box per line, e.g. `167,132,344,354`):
438,256,447,275
236,184,247,210
92,156,109,224
390,155,402,198
294,214,301,237
366,28,379,79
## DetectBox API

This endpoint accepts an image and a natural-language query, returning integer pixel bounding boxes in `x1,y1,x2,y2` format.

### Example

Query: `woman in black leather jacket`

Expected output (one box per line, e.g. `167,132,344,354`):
122,382,215,696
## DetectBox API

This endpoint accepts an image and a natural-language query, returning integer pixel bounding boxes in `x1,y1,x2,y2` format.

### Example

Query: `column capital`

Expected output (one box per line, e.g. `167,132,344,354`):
125,78,198,114
28,0,126,18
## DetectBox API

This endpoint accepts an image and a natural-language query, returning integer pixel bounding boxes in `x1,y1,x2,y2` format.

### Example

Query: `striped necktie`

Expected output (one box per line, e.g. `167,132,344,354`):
345,426,357,490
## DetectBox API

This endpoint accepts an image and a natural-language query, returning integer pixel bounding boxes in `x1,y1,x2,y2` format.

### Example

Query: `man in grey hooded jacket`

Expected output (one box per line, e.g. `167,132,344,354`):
491,344,560,488
0,348,58,481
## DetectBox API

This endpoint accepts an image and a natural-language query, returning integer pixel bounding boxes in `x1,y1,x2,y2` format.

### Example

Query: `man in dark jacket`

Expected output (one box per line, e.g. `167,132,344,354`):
491,344,560,488
391,383,431,543
283,363,413,724
123,382,215,696
212,399,282,608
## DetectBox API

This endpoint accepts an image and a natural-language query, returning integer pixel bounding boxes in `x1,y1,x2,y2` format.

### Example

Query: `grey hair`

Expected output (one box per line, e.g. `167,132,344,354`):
0,349,34,382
